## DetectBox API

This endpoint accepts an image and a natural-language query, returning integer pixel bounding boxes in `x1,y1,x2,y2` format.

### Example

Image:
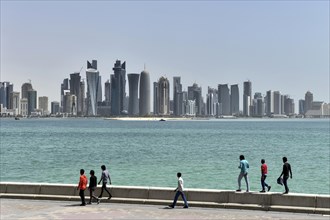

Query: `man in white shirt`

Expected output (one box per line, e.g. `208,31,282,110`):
169,172,189,208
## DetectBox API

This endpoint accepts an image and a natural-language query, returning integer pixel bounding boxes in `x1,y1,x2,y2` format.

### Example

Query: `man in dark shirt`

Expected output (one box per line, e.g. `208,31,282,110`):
88,170,100,204
279,157,292,194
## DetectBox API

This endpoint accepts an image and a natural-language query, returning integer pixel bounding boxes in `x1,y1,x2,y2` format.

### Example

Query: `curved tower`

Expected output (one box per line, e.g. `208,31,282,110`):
128,73,140,116
158,76,170,115
139,70,150,116
86,68,100,116
21,82,33,99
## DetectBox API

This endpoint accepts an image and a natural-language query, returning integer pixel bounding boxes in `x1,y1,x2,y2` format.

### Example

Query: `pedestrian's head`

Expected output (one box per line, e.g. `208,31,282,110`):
101,165,106,170
239,155,245,160
261,159,265,164
90,170,95,176
282,157,287,163
80,169,85,175
177,172,182,178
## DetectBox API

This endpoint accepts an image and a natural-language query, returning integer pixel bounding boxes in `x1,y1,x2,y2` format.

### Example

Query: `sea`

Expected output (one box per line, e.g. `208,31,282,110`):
0,118,329,195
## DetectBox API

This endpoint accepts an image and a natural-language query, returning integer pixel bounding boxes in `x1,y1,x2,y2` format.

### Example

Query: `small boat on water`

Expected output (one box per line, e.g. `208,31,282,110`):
15,117,20,120
159,119,166,122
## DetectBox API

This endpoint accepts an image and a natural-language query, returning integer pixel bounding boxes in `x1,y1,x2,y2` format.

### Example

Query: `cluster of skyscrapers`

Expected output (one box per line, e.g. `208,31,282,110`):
1,59,329,118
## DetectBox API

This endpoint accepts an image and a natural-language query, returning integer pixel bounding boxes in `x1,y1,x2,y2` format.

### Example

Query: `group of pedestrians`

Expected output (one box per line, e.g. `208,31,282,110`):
236,155,293,194
77,165,112,206
77,157,292,207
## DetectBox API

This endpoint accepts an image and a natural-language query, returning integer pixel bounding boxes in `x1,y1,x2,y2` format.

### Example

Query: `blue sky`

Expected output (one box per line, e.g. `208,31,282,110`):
1,1,329,108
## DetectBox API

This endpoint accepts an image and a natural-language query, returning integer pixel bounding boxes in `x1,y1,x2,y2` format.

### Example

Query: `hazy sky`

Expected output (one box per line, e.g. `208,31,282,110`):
1,1,329,108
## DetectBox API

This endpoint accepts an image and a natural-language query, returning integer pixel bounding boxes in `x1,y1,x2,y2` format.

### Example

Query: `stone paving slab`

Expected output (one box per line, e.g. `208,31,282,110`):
1,198,329,220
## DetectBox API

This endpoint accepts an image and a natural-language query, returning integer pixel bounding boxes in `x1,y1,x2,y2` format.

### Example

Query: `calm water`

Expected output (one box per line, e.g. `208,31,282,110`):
0,118,329,195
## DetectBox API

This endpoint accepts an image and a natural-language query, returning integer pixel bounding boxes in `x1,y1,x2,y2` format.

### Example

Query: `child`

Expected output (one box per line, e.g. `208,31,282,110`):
88,170,100,204
168,172,189,208
77,169,88,206
260,159,271,192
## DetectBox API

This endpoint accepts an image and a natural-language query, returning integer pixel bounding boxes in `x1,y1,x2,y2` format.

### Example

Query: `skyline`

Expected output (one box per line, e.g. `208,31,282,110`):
1,1,329,105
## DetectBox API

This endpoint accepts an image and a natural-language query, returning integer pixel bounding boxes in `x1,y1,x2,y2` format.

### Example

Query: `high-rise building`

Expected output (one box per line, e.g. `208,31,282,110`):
266,90,274,116
206,87,217,116
188,83,202,115
139,70,150,116
104,80,111,103
111,60,126,115
70,72,82,115
9,91,20,115
0,82,13,109
97,76,102,103
63,92,73,114
304,91,313,114
299,99,305,115
27,90,37,115
273,91,281,114
21,82,33,99
51,101,60,115
173,77,182,116
60,78,69,112
284,96,295,115
86,68,100,116
230,84,239,115
218,84,230,115
128,73,140,116
243,81,252,116
153,82,159,115
157,76,170,115
38,96,49,115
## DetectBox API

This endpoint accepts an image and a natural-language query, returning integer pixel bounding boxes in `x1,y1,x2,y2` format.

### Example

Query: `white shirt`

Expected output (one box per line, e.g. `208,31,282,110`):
177,177,184,192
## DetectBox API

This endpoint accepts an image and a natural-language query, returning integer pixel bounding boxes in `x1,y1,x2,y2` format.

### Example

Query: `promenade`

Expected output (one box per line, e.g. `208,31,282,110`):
1,198,329,220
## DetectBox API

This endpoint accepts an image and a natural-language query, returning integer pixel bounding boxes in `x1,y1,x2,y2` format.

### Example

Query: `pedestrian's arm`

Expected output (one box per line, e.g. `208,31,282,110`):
98,175,102,185
109,174,112,185
289,165,293,179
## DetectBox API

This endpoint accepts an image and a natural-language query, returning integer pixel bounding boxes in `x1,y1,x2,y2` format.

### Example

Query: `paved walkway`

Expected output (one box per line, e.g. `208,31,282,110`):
1,198,329,219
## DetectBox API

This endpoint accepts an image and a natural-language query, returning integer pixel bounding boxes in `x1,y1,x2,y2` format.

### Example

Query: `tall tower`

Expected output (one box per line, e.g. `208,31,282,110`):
218,84,230,115
27,89,37,115
266,90,274,116
128,73,140,116
111,60,126,115
230,84,239,115
173,77,182,116
21,82,33,99
70,72,82,115
188,83,202,115
153,82,159,115
86,68,100,116
304,91,313,114
243,81,252,116
158,76,170,115
139,69,150,116
273,91,281,114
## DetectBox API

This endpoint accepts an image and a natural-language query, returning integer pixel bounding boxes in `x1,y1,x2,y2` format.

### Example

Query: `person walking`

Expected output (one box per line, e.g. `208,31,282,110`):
88,170,100,204
77,169,88,206
279,157,292,194
168,172,189,208
98,165,112,199
236,155,250,192
260,159,271,192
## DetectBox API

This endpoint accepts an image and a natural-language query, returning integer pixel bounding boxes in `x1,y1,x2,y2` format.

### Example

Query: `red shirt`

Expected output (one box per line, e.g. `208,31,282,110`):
78,175,88,190
261,163,268,175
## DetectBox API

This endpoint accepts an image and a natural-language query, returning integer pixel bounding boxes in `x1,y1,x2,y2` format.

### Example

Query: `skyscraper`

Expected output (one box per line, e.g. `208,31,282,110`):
230,84,239,115
206,87,217,116
21,82,33,99
243,81,252,116
60,78,69,112
153,82,159,115
0,82,13,109
111,60,126,115
128,73,140,116
27,89,37,115
70,72,82,115
139,69,151,116
157,76,170,115
188,83,202,115
273,91,281,114
51,101,60,115
104,80,111,103
304,91,313,114
218,84,230,115
266,90,274,116
9,91,20,115
86,68,100,116
38,96,49,115
173,77,182,116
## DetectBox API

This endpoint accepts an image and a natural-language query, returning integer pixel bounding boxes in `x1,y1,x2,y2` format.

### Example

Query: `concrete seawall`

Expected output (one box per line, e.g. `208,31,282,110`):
1,182,329,214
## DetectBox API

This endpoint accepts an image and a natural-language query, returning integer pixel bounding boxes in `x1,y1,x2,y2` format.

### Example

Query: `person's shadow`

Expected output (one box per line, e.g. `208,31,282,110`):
63,204,83,207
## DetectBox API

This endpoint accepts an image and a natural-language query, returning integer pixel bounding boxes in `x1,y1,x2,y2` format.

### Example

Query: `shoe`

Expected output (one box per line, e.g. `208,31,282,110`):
246,190,249,193
268,186,271,192
97,199,100,204
108,195,112,200
87,202,92,205
259,190,266,193
168,205,174,208
98,196,102,198
236,189,241,192
283,191,288,194
183,206,188,208
80,203,86,206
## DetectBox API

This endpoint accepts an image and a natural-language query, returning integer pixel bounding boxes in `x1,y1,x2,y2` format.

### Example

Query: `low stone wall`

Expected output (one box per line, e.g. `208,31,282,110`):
1,182,329,214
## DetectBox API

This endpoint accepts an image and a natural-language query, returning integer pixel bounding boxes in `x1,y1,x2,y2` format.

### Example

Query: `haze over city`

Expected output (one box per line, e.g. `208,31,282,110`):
1,1,329,106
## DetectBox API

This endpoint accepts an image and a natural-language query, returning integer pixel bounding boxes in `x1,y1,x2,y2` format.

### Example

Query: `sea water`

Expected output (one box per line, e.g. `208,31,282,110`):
0,118,329,194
